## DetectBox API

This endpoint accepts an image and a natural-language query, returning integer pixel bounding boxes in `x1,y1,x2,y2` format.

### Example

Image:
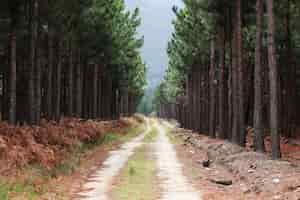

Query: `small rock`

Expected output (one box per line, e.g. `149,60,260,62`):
184,136,191,142
210,178,233,186
202,159,210,168
288,184,300,191
242,187,251,194
272,178,280,184
273,195,281,200
250,164,257,169
196,159,210,168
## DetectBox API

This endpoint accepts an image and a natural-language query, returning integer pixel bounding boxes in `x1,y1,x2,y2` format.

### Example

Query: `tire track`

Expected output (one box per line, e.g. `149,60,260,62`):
76,119,150,200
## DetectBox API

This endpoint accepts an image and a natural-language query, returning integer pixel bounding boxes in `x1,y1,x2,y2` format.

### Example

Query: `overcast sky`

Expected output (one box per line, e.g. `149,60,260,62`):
125,0,183,89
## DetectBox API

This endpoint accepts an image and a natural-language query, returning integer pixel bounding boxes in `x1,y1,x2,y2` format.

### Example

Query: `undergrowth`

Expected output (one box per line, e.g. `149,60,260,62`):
0,120,146,200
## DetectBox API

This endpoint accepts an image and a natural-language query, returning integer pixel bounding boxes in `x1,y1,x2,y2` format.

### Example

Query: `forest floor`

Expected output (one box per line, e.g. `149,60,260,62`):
171,123,300,200
1,117,300,200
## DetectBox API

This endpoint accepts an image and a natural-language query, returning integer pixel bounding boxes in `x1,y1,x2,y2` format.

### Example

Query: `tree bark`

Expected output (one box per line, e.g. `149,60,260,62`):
266,0,281,159
46,25,54,119
75,50,82,118
254,0,265,152
54,40,63,121
236,0,246,146
196,67,201,132
284,0,296,137
28,0,39,124
187,74,192,129
97,65,102,118
35,20,42,123
231,1,239,144
67,44,74,116
191,67,196,130
8,5,17,124
209,40,216,138
92,64,98,119
218,23,226,139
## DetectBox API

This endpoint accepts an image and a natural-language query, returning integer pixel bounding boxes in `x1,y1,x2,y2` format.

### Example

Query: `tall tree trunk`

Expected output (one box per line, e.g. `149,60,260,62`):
254,0,265,152
112,84,117,119
191,67,195,130
227,7,233,141
82,64,88,118
67,44,74,116
228,45,233,140
54,40,63,121
35,21,42,123
187,74,192,129
75,50,82,118
28,0,38,124
231,2,239,144
46,25,54,119
284,0,296,137
124,88,128,117
266,0,281,159
218,23,226,139
92,64,98,119
236,0,246,146
108,77,113,119
97,65,102,118
209,40,216,138
8,6,17,124
196,67,201,132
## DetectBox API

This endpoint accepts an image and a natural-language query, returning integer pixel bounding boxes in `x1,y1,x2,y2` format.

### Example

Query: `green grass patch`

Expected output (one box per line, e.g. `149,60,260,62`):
164,124,182,145
0,183,9,200
119,124,145,143
48,132,122,177
0,181,39,200
143,126,158,143
111,146,158,200
50,124,146,178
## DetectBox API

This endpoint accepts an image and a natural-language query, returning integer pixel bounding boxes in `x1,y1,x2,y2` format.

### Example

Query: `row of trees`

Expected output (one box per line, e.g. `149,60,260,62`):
0,0,146,125
155,0,300,159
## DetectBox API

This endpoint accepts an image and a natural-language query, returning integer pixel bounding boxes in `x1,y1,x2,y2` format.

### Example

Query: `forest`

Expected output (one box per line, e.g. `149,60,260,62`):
0,0,146,125
1,0,300,199
155,0,300,159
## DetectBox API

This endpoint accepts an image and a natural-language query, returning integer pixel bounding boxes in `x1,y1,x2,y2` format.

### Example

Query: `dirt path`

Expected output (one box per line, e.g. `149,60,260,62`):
154,122,201,200
76,119,201,200
76,120,150,200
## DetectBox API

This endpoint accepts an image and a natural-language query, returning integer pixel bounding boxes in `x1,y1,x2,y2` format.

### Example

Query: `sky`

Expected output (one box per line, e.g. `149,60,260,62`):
125,0,183,89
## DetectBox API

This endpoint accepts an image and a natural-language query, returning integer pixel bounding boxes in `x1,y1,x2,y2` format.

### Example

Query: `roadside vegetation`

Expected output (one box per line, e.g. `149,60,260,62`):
0,117,145,200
